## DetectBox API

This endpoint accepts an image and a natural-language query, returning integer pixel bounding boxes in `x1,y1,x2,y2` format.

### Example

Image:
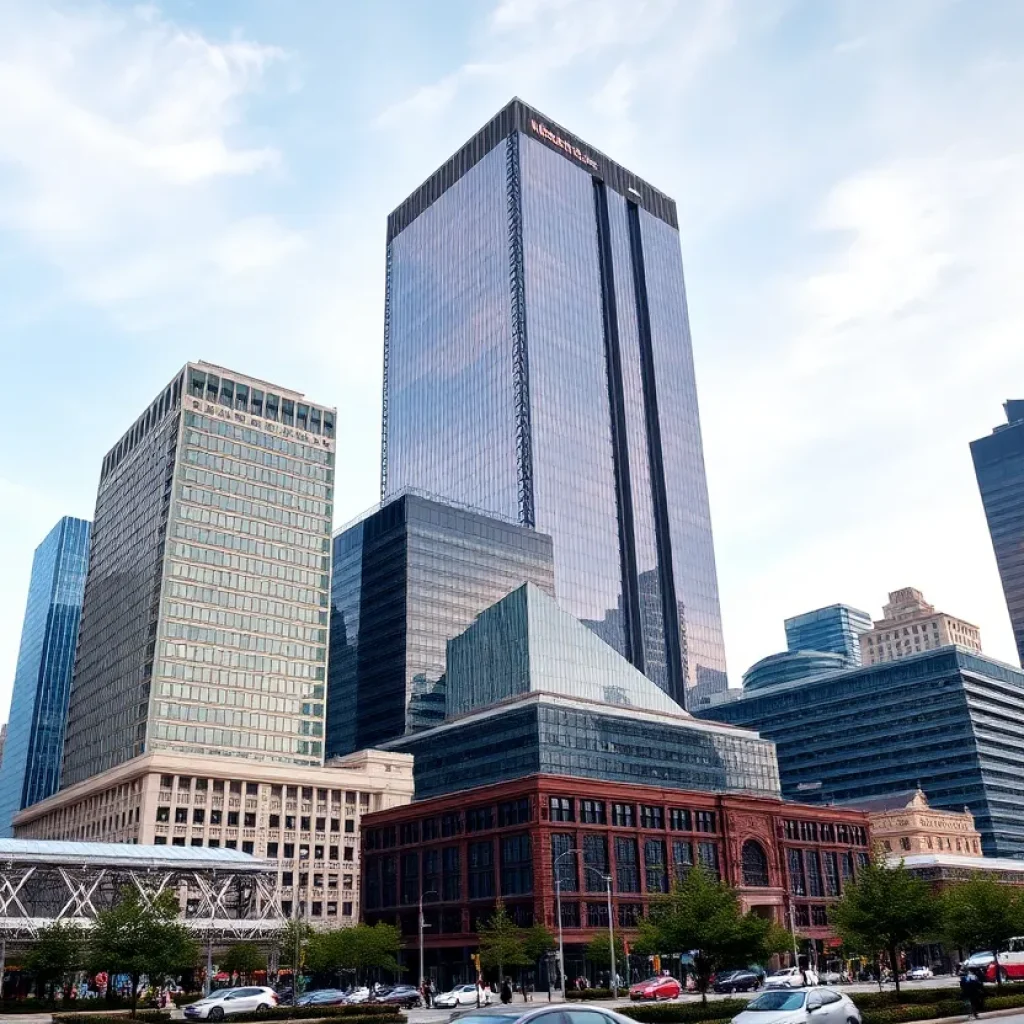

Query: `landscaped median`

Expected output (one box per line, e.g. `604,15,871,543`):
47,1004,404,1024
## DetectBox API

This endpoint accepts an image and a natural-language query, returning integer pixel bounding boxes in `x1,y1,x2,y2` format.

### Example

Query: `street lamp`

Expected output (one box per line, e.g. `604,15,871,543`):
419,887,439,996
552,849,617,994
552,848,578,995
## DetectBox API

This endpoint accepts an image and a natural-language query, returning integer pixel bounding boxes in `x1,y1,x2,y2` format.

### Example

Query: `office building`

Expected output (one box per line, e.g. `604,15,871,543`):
784,604,871,666
742,650,847,691
697,647,1024,857
361,774,870,987
62,362,336,787
859,588,981,665
15,748,413,928
0,517,90,836
385,584,778,801
327,491,554,756
971,401,1024,667
381,98,727,709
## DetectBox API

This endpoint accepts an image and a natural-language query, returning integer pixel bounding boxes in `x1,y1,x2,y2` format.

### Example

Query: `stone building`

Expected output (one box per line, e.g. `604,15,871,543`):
860,588,981,666
843,790,982,858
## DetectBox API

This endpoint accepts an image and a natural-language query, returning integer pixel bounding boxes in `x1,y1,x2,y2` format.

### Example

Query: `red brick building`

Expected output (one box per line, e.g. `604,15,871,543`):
361,774,871,987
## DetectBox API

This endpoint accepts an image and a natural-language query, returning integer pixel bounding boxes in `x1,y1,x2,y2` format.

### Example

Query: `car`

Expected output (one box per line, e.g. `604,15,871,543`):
183,987,279,1020
629,975,682,1001
344,988,371,1005
296,989,348,1007
450,1006,637,1024
907,967,933,981
763,968,819,989
435,984,491,1008
375,985,422,1008
714,971,762,994
732,988,860,1024
819,971,844,985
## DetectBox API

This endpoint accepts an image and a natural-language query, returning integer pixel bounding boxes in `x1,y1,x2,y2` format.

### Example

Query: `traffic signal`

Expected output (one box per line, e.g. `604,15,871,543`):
472,953,481,973
653,955,661,973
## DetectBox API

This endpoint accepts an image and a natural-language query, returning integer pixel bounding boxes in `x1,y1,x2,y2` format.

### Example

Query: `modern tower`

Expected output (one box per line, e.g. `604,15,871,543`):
971,401,1024,667
784,604,872,666
380,98,727,708
0,517,90,835
327,490,555,757
61,362,336,787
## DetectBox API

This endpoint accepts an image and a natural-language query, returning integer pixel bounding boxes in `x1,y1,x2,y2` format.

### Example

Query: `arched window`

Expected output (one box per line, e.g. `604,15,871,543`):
742,840,770,887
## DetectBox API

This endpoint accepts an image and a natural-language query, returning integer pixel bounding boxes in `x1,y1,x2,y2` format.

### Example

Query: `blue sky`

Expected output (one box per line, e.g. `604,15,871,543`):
2,0,1024,716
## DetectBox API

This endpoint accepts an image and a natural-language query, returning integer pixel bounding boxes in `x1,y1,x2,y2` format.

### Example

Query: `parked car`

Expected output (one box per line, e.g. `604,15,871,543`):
450,1006,635,1024
435,984,491,1008
763,968,819,989
819,971,845,985
183,987,279,1020
731,988,860,1024
907,967,934,981
375,985,422,1008
714,971,762,993
629,975,682,1001
344,987,371,1004
297,989,348,1007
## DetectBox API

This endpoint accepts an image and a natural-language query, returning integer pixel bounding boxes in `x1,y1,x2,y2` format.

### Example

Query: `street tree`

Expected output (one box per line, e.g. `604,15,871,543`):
87,887,198,1017
221,943,266,984
305,924,402,984
25,920,84,1002
830,859,936,998
638,868,793,1004
941,876,1024,989
479,901,530,983
276,918,314,976
583,934,626,981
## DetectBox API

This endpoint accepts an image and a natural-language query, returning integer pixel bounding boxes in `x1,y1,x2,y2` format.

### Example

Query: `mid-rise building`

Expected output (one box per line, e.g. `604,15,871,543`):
741,650,847,691
697,647,1024,857
62,362,335,788
859,588,981,666
842,789,982,858
0,517,90,836
327,491,554,756
381,98,727,709
14,749,413,928
971,401,1024,668
784,604,872,666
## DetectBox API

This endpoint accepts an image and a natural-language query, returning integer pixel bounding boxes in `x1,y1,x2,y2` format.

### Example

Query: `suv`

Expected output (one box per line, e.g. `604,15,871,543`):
184,987,279,1019
763,968,819,989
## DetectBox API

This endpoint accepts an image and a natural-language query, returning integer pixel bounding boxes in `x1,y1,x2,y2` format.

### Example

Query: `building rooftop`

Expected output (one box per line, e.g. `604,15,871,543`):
839,790,925,813
0,838,270,872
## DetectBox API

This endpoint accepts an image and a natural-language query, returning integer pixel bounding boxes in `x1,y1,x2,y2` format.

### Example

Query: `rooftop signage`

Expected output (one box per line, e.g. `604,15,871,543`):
530,118,599,171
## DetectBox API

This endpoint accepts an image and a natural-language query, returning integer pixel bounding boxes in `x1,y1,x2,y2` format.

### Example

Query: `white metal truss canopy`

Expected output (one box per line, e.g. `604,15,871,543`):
0,839,285,942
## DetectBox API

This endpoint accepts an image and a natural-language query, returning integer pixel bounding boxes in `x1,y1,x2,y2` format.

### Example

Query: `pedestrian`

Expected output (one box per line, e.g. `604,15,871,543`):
501,979,513,1005
960,969,985,1019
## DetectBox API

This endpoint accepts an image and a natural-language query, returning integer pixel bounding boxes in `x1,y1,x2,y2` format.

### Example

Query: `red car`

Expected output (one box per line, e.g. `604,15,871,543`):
629,976,682,1001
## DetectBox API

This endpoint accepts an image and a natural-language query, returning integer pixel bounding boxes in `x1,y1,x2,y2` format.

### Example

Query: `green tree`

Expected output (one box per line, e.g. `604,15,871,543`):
638,868,793,1004
830,859,936,998
941,876,1024,990
479,901,530,982
276,917,314,980
25,920,84,1002
583,934,626,975
306,924,402,983
220,943,266,984
87,887,199,1017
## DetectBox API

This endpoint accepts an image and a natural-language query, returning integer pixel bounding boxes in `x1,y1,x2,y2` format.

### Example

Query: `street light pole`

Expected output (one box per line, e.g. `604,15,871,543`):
419,888,439,998
605,875,616,993
555,876,564,998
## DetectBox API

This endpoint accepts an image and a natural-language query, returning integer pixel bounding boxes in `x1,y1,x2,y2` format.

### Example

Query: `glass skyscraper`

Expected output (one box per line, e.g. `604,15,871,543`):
784,604,872,666
0,517,90,836
327,491,555,757
381,98,727,709
971,401,1024,667
62,362,335,787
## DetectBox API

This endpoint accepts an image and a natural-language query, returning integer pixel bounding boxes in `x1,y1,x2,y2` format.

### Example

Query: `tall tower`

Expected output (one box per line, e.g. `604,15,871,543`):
381,99,727,707
61,362,336,787
0,517,90,835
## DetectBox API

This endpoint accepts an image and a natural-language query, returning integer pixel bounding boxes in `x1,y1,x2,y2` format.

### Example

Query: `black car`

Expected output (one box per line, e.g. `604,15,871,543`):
713,970,761,993
374,985,422,1009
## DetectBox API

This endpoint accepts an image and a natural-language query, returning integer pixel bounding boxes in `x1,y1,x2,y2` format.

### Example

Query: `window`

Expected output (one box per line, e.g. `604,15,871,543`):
227,811,239,827
269,814,280,829
330,845,339,860
423,850,441,900
301,816,311,831
246,782,259,796
231,781,242,795
400,822,420,845
441,812,462,837
552,834,578,892
615,837,639,893
242,841,254,854
466,807,493,832
244,813,256,828
695,811,716,833
644,840,668,893
192,808,205,825
331,819,340,832
316,817,326,831
558,901,580,928
669,808,691,832
211,810,222,826
795,904,810,927
741,841,769,887
267,842,279,858
442,846,461,901
672,840,693,879
344,846,354,861
342,901,353,917
500,834,533,896
154,836,167,845
285,815,296,830
401,852,419,905
208,839,219,848
191,838,203,847
172,838,185,847
156,806,170,822
840,853,854,887
806,852,824,897
581,800,606,825
344,820,355,834
611,803,635,827
640,805,663,830
380,855,397,907
583,834,608,893
468,841,495,900
619,903,643,927
499,798,531,827
698,842,720,879
284,843,294,858
550,797,575,823
422,818,440,841
900,837,912,852
823,851,840,896
175,807,188,824
587,902,609,927
811,905,828,926
788,849,806,894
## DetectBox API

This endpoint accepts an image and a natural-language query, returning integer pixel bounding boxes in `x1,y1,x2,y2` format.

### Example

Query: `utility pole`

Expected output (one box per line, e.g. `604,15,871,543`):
555,875,565,998
606,875,616,993
419,888,439,999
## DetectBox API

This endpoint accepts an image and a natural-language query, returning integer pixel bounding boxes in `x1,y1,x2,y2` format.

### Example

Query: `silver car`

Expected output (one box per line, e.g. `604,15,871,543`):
732,988,861,1024
183,987,279,1020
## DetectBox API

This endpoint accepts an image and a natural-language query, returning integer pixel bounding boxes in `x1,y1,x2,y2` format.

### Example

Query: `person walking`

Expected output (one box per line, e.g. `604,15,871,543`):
960,969,985,1019
500,979,513,1005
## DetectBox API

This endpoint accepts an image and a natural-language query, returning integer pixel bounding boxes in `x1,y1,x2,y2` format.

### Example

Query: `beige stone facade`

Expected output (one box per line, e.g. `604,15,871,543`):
846,789,982,857
13,748,413,928
860,587,982,665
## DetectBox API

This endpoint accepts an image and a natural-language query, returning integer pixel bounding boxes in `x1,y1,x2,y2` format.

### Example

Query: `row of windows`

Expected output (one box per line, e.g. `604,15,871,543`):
371,799,532,848
186,427,333,481
169,561,328,607
170,542,329,588
175,523,329,567
160,641,326,677
164,603,326,643
156,671,324,703
181,468,331,515
166,582,328,625
160,775,372,808
787,847,871,896
549,796,717,833
155,702,322,734
162,621,326,662
177,500,329,545
179,484,330,528
783,820,869,846
185,380,335,440
152,722,321,758
184,450,332,500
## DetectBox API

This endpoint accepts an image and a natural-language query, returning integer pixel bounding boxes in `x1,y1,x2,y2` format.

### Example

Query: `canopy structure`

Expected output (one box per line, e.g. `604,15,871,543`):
0,839,284,943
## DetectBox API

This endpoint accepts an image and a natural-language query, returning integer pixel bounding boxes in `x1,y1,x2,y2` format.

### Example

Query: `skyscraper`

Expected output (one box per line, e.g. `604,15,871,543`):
784,604,872,666
61,363,335,787
327,490,555,756
971,401,1024,667
381,98,727,708
0,517,90,835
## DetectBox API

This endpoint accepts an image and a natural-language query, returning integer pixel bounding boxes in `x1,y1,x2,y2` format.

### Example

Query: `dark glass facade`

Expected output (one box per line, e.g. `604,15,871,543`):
742,650,847,691
0,517,90,835
784,604,872,666
697,647,1024,857
382,98,727,709
971,401,1024,667
326,492,555,757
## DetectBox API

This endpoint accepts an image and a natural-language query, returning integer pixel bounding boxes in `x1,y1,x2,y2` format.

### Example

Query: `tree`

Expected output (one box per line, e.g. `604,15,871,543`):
638,868,794,1004
305,924,402,984
479,901,530,981
276,918,314,971
941,876,1024,990
830,859,936,998
583,934,626,975
25,920,84,1002
220,943,266,984
87,887,199,1017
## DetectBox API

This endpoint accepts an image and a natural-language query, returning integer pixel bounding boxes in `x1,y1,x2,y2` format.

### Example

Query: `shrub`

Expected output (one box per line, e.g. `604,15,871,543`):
227,1008,403,1023
173,993,205,1007
566,988,629,1000
617,1003,747,1023
53,1014,170,1024
851,988,963,1010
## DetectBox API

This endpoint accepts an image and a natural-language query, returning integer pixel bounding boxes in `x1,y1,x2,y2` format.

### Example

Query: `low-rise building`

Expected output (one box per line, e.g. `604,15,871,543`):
843,789,982,858
860,588,982,666
13,749,413,928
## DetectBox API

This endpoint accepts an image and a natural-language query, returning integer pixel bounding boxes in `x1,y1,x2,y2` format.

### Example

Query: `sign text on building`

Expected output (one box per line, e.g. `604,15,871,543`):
530,119,599,171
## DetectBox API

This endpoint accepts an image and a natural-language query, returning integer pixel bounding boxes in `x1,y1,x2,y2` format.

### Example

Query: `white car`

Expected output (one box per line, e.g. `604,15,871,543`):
908,967,934,980
433,984,491,1008
343,987,371,1004
732,987,860,1024
183,987,279,1020
763,968,820,989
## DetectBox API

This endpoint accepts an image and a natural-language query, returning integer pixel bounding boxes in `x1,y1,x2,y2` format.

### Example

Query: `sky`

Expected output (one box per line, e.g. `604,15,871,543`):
2,0,1024,717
